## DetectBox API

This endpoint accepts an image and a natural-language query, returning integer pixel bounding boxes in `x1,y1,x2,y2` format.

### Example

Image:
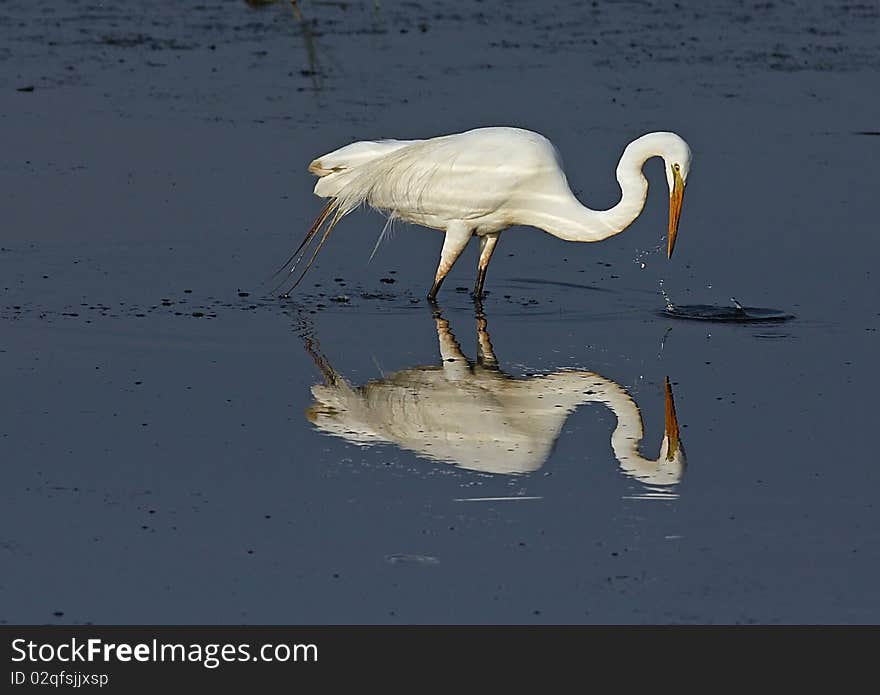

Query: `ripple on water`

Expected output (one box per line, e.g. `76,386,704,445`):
660,304,795,324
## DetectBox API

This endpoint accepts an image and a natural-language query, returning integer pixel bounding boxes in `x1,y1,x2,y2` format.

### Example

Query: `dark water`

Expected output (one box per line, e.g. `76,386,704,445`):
1,0,878,624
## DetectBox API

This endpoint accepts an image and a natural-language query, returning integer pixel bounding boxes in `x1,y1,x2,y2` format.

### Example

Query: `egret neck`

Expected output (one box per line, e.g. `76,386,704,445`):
521,133,678,244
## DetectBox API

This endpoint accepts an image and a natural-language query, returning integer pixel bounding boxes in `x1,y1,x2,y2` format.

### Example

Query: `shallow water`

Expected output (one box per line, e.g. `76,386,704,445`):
1,0,879,624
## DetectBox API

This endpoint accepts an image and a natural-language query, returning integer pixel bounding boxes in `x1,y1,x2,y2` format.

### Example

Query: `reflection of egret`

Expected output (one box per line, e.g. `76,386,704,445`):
303,311,685,488
281,128,691,299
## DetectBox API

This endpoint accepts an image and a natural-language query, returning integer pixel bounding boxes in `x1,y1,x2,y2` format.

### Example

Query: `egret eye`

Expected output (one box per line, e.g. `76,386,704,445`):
673,163,680,172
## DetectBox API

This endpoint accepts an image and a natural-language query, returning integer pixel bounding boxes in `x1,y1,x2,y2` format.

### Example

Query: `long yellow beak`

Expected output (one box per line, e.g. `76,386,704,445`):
664,376,681,461
667,168,684,259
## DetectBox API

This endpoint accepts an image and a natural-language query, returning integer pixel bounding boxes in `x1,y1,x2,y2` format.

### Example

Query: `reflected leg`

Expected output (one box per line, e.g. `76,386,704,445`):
475,312,498,369
435,314,471,381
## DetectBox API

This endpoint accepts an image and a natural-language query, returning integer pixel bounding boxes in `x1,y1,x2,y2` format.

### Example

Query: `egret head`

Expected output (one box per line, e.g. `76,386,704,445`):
661,134,692,259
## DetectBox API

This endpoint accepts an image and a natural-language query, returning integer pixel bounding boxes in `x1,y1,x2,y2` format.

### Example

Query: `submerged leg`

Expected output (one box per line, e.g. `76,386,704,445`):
427,222,472,300
473,232,500,299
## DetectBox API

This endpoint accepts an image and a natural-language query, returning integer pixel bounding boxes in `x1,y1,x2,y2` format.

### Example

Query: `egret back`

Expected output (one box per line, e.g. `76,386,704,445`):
311,127,570,232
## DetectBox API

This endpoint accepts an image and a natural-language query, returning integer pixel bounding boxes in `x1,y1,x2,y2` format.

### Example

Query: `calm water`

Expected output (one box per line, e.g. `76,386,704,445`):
1,0,878,624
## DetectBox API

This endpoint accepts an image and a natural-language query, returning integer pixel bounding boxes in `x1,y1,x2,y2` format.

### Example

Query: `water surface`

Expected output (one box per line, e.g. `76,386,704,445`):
1,0,878,624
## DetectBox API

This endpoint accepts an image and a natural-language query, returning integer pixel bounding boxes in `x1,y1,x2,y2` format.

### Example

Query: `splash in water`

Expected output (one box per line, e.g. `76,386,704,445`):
633,244,664,270
661,300,795,323
658,287,793,323
659,279,676,312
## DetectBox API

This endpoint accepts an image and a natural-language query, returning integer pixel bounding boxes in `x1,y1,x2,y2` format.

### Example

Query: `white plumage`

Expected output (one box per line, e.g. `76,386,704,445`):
304,312,685,485
282,127,691,300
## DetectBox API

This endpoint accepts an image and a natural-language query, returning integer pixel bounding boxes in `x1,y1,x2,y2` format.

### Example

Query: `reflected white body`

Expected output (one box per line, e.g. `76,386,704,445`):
305,314,685,487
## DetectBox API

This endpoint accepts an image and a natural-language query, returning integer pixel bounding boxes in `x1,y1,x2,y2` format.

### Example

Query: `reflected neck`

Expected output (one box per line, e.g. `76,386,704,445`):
588,377,682,486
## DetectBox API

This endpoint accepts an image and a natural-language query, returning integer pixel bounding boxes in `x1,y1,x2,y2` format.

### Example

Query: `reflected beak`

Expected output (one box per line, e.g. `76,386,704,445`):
667,168,685,259
664,376,681,461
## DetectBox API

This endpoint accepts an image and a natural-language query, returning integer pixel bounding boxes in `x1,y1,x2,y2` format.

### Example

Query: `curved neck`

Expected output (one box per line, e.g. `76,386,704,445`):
588,377,683,487
523,135,664,242
596,381,656,465
540,372,681,485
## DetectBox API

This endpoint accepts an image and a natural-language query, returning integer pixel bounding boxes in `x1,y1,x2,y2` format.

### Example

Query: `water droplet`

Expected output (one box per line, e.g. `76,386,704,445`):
659,279,676,312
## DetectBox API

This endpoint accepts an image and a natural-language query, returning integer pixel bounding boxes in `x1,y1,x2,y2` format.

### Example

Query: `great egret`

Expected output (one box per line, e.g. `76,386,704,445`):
303,311,685,487
283,127,692,299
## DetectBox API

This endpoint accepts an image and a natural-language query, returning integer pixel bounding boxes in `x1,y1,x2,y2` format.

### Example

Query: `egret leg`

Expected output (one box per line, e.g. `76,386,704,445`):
473,232,500,299
427,223,472,300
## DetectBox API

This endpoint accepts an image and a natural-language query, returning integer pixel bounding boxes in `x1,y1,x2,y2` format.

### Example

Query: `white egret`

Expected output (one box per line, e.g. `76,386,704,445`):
303,312,685,487
283,127,691,299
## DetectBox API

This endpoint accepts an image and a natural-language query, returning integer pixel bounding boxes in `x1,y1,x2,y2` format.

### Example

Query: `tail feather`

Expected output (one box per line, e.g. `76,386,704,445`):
276,139,424,295
273,198,335,278
310,139,414,177
369,212,396,262
281,205,345,295
272,180,375,296
271,198,341,296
